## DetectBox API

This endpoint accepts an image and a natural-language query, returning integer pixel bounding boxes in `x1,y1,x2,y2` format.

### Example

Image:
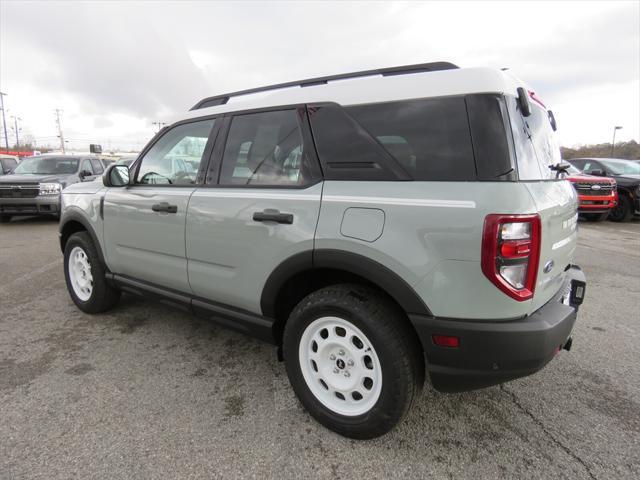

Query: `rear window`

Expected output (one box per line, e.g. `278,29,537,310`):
346,97,475,181
507,96,560,180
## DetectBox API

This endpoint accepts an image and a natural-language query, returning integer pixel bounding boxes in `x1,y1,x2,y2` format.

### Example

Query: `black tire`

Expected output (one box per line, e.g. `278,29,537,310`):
0,215,11,223
63,231,120,313
582,212,609,222
283,284,424,439
609,195,633,222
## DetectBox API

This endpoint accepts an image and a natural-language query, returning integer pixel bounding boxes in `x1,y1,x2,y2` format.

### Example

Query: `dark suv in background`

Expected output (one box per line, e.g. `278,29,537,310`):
0,155,106,223
568,158,640,222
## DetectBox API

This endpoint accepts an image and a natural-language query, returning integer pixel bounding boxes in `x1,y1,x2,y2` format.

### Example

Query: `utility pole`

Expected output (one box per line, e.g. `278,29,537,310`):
611,126,623,157
55,109,65,153
0,91,9,149
10,116,21,148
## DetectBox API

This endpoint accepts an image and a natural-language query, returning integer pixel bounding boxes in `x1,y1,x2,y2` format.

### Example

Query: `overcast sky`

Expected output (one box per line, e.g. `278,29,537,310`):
1,0,638,152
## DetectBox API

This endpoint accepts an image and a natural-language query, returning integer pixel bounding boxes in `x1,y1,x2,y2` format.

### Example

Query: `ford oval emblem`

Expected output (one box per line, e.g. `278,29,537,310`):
543,260,555,274
591,184,601,190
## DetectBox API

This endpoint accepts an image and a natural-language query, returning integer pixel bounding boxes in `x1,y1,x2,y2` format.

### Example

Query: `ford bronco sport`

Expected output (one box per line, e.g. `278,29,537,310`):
59,62,586,439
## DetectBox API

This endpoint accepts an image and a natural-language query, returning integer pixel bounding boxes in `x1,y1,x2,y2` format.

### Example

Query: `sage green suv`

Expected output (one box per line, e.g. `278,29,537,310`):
59,62,586,439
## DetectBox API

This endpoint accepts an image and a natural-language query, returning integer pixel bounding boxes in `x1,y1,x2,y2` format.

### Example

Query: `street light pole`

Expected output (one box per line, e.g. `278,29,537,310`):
611,126,623,157
11,116,21,148
0,92,9,150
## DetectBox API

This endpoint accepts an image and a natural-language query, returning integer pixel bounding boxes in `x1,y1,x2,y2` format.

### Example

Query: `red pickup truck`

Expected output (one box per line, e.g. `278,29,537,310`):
566,165,617,221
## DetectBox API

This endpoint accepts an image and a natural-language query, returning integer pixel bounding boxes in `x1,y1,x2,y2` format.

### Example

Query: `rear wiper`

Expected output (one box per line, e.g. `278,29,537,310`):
549,162,571,173
549,162,571,178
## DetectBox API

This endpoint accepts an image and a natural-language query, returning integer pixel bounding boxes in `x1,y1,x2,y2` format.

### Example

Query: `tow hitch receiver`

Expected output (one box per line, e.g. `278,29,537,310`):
563,337,573,351
570,279,586,307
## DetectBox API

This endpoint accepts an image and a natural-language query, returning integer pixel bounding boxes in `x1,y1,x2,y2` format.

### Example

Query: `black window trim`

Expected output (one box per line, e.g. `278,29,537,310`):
309,101,413,182
202,103,323,190
131,115,223,188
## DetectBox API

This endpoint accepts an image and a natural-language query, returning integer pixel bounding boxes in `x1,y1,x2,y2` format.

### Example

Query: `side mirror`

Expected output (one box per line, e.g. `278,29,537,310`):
590,169,605,177
103,164,130,187
79,170,93,179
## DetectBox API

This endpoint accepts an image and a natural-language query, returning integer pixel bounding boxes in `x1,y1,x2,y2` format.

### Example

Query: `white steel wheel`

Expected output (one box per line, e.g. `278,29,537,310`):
299,316,383,416
68,246,93,301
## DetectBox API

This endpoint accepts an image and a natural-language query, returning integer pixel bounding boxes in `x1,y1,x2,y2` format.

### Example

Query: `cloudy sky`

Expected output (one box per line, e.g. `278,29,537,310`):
1,0,638,152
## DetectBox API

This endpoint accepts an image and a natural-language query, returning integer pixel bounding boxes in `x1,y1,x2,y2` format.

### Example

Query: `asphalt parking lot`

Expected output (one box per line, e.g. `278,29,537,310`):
1,217,639,479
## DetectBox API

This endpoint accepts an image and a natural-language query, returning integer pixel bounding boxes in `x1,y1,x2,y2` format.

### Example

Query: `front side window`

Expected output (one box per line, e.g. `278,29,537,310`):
347,97,475,181
91,159,104,174
219,110,307,186
137,119,215,185
1,158,17,173
81,159,94,174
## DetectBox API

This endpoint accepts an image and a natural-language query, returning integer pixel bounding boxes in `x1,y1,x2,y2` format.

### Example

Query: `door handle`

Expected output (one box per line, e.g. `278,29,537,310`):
152,202,178,213
252,209,293,224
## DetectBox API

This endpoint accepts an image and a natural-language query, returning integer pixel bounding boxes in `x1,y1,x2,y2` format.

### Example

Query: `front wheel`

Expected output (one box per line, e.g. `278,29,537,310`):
64,231,120,313
283,284,424,439
609,195,633,222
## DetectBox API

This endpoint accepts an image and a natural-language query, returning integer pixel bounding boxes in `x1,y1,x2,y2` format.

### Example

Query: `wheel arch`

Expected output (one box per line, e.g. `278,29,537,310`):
261,249,432,343
59,211,105,265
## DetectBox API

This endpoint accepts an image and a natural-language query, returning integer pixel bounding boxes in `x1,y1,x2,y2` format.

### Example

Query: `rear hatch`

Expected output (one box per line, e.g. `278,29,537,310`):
505,92,579,313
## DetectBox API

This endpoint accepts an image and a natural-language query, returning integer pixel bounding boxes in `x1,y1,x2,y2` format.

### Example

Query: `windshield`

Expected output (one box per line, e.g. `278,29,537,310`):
566,164,581,175
599,159,640,176
13,157,79,175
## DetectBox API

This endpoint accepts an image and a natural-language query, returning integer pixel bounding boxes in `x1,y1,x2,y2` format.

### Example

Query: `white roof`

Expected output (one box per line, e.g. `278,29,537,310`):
174,67,525,124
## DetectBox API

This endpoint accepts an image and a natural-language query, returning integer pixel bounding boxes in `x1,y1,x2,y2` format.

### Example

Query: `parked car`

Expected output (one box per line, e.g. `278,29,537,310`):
0,154,19,175
567,158,640,222
59,62,586,438
0,155,106,222
564,164,617,221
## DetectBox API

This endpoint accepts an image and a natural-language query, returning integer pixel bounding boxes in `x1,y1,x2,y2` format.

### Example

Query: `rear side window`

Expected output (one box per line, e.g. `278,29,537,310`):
219,110,310,186
346,97,475,181
466,95,515,180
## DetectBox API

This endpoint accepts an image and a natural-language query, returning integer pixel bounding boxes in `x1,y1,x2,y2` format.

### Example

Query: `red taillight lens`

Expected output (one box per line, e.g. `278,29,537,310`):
481,214,541,301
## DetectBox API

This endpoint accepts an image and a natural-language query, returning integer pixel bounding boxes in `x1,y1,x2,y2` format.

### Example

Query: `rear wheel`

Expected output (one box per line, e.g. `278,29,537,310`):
283,284,423,439
582,212,609,222
609,195,633,222
64,231,120,313
0,215,11,223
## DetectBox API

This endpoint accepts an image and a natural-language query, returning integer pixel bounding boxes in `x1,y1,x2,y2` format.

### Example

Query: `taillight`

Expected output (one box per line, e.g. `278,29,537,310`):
481,214,541,301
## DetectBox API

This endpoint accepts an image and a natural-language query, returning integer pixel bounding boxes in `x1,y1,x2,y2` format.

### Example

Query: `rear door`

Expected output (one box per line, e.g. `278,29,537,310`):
186,107,323,314
103,118,217,292
507,95,578,312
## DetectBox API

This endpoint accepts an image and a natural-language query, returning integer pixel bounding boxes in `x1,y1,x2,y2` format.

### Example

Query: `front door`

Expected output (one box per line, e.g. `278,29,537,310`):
186,108,323,314
103,118,217,292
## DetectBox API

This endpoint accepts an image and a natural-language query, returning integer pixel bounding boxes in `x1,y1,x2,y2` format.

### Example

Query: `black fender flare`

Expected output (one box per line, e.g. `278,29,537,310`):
59,210,106,265
260,249,431,318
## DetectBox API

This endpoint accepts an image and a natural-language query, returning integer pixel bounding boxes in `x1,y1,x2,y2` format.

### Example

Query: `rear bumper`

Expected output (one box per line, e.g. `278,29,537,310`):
410,266,586,392
0,195,61,216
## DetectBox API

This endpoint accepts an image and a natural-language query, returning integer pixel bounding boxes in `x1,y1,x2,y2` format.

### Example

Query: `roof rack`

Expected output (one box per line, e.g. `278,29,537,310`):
190,61,459,110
